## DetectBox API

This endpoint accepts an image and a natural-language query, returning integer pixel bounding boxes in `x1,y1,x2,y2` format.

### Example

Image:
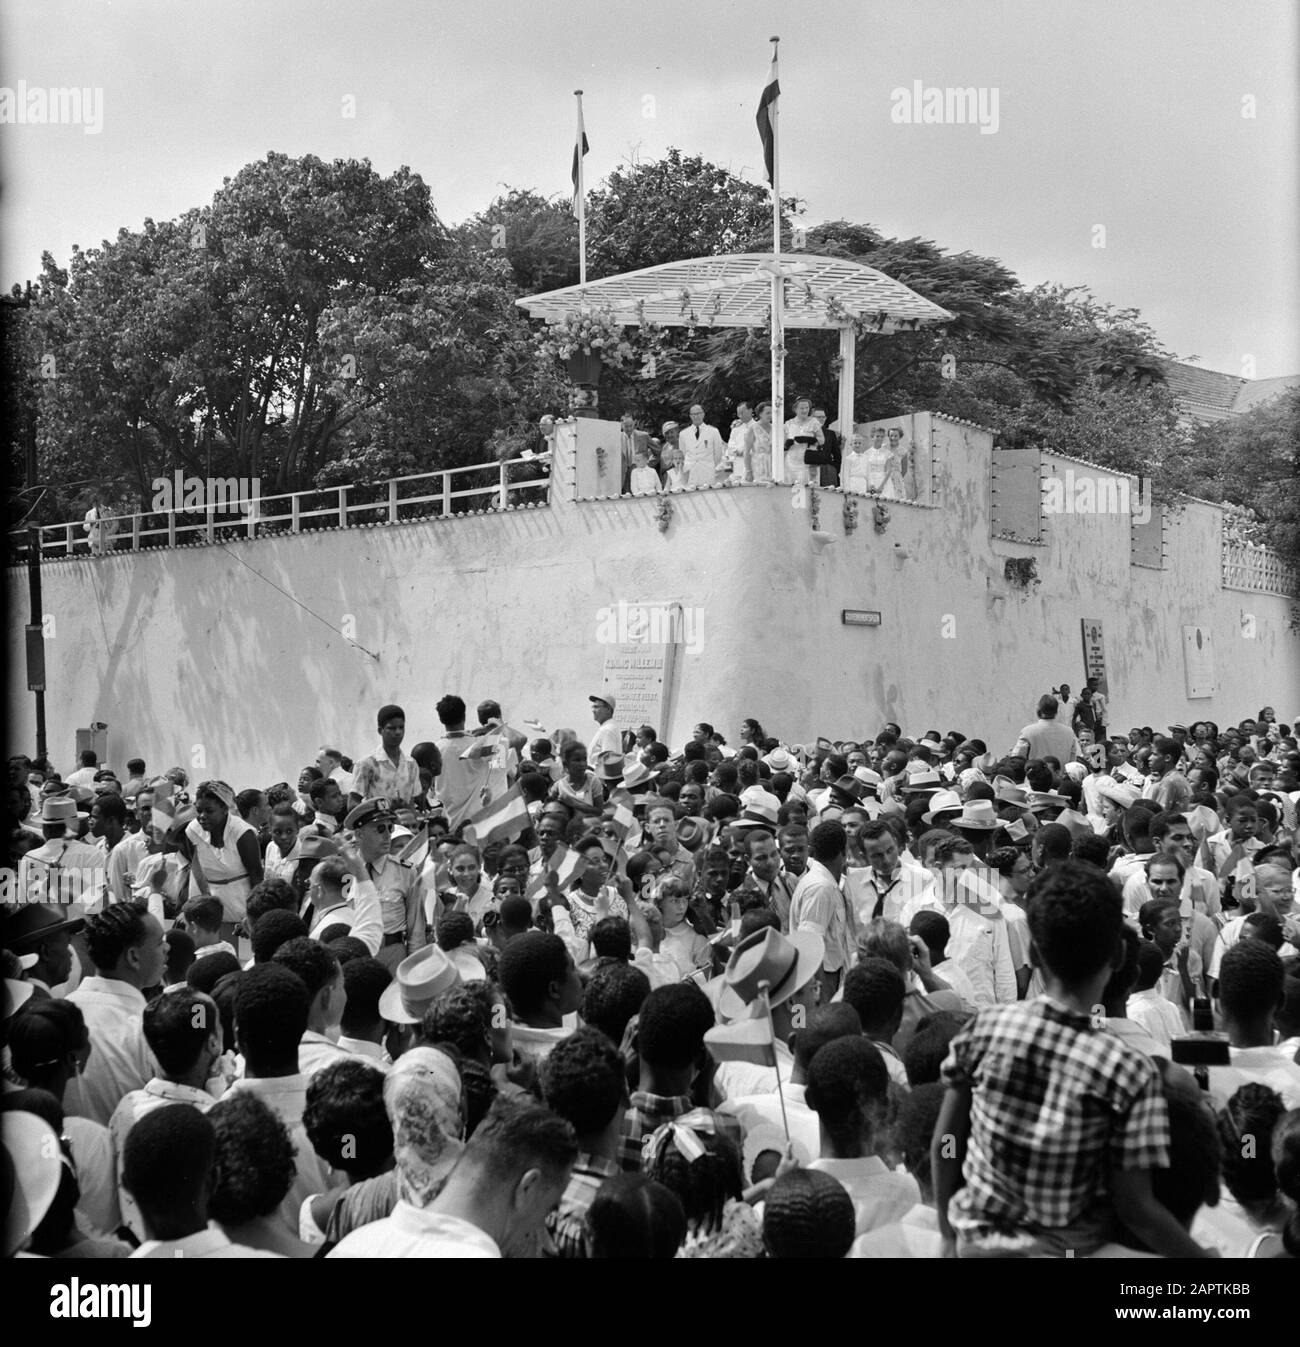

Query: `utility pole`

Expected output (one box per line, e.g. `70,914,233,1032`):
4,289,48,761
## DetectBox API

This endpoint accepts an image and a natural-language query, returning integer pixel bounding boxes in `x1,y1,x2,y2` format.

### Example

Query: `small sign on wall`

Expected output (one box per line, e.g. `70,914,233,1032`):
1080,618,1107,695
842,610,882,627
1182,625,1215,699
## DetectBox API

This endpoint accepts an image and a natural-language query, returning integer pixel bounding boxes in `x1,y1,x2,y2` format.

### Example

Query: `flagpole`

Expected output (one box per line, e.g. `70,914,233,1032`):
758,982,792,1145
575,89,587,286
767,38,785,485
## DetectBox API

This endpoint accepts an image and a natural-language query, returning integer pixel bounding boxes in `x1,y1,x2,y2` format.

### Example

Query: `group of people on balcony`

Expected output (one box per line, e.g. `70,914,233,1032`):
599,401,919,499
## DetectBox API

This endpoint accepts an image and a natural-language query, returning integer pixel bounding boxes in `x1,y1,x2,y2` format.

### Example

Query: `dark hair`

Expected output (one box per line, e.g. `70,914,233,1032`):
272,936,339,1002
1133,940,1164,993
580,962,651,1046
586,1173,686,1259
303,1058,393,1178
250,909,308,964
308,778,337,808
589,917,633,962
329,935,372,966
245,876,301,926
420,986,491,1060
1071,834,1111,867
1217,1083,1286,1206
809,820,847,864
1101,926,1142,1007
122,1103,215,1210
234,962,309,1060
207,1091,297,1224
8,999,87,1088
805,1037,889,1152
126,758,146,775
142,987,217,1077
436,912,476,952
896,1081,946,1188
497,931,570,1017
182,896,224,933
637,983,715,1070
436,694,467,728
738,907,781,939
541,1026,625,1136
840,958,906,1037
1218,940,1285,1021
791,1003,862,1073
646,1125,743,1233
1024,861,1123,985
1137,896,1180,939
902,1012,965,1087
1034,823,1073,864
187,950,241,995
92,793,128,826
341,957,391,1031
497,896,533,933
84,903,151,972
762,1168,857,1258
1146,1079,1222,1230
460,1095,577,1186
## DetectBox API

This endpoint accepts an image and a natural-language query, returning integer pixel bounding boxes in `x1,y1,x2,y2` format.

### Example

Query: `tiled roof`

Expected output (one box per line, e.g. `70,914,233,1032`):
1161,361,1298,423
1232,374,1300,414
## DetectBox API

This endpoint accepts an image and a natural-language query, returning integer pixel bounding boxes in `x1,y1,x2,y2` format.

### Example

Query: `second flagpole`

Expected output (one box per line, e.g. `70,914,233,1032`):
767,38,785,485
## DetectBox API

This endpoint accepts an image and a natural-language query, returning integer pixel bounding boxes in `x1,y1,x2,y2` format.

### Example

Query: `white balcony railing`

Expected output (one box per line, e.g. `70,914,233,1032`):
10,456,551,561
1221,540,1296,595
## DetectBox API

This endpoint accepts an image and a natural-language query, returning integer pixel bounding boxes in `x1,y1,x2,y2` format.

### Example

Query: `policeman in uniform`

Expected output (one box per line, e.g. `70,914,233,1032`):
344,797,425,971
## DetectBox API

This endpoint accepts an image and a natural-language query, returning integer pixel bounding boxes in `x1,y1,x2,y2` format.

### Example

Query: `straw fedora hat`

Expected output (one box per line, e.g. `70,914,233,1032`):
716,926,825,1023
379,946,462,1025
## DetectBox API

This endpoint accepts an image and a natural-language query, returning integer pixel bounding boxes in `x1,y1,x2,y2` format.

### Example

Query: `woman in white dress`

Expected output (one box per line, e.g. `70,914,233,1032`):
182,780,263,936
782,397,823,485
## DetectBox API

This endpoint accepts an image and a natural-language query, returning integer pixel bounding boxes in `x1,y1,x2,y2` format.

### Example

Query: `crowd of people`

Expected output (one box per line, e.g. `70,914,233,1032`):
548,399,920,498
3,688,1299,1260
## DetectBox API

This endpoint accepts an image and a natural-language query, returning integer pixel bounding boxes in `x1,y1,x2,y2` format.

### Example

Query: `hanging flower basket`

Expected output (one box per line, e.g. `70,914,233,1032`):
538,305,635,370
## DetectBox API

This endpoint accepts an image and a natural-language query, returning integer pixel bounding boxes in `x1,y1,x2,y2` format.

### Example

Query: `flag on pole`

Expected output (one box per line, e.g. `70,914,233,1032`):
151,781,175,835
397,824,430,870
755,47,780,185
705,1008,778,1067
525,842,583,901
606,789,640,848
463,783,529,849
571,100,589,219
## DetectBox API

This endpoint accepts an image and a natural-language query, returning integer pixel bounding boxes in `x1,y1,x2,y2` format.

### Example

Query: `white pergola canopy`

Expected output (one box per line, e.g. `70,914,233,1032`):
516,252,954,333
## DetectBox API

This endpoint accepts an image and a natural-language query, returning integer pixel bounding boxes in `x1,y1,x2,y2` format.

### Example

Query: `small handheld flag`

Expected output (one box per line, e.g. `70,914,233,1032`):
464,783,529,849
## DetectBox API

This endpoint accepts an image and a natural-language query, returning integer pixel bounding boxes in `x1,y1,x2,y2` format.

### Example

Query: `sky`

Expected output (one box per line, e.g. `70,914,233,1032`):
2,0,1296,376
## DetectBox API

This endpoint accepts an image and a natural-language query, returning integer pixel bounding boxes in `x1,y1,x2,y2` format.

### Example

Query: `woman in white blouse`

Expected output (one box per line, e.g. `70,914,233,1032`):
181,781,263,937
783,396,822,485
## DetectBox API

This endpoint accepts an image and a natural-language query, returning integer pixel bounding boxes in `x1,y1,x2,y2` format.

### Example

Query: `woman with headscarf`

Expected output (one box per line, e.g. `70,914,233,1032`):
180,781,263,938
321,1046,464,1247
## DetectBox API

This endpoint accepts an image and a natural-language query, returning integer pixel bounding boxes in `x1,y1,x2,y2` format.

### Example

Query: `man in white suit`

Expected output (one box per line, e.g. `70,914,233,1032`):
679,404,726,488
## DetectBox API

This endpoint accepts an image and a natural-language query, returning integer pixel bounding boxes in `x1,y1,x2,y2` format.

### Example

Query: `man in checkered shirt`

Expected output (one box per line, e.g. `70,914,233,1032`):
933,861,1215,1258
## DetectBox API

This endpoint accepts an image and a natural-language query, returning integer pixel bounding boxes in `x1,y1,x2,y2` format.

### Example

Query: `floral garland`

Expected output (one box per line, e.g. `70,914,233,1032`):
537,306,636,368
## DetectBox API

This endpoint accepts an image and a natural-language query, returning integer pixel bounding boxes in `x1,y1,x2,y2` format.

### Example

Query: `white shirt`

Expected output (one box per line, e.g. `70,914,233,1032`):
298,1030,357,1079
327,1202,501,1258
712,1038,795,1103
679,422,725,487
66,977,159,1126
720,1080,820,1161
1125,987,1186,1050
336,1037,389,1067
851,1202,942,1258
65,1115,120,1238
1210,915,1299,980
1205,1046,1300,1111
807,1156,921,1236
132,1226,282,1258
588,718,623,766
306,876,384,958
226,1074,334,1233
932,958,979,1009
